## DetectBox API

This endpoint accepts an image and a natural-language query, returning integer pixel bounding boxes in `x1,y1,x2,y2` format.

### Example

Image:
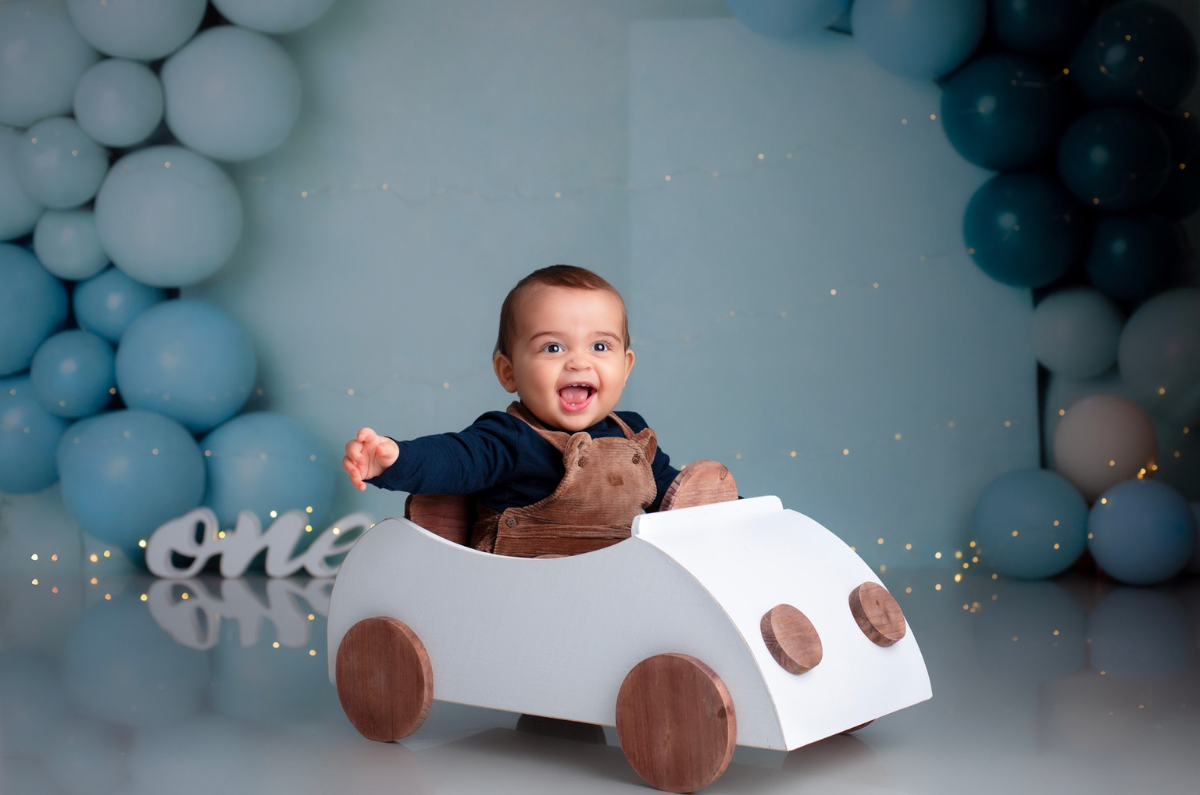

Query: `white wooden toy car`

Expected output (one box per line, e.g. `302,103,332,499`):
327,492,932,792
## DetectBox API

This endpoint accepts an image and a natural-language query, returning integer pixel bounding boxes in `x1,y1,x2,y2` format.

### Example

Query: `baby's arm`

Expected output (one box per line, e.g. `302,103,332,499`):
343,427,399,491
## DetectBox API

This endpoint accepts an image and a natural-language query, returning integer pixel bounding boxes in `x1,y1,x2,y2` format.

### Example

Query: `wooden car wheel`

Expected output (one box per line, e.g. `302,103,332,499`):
616,653,736,793
336,616,433,742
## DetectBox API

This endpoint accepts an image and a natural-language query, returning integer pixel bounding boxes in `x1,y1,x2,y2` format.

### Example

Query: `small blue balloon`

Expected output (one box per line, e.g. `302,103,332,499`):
57,409,205,557
1088,588,1190,678
974,468,1089,579
0,244,68,376
116,300,256,433
0,375,67,493
991,0,1092,57
72,266,166,344
1031,288,1124,379
32,209,109,281
726,0,844,37
1,125,45,241
0,0,99,127
1148,108,1200,220
65,0,207,61
1057,108,1171,212
202,412,334,531
73,59,164,148
963,172,1086,288
211,0,340,34
13,117,109,210
1088,479,1195,584
1085,213,1186,304
30,330,115,419
940,53,1072,171
851,0,986,79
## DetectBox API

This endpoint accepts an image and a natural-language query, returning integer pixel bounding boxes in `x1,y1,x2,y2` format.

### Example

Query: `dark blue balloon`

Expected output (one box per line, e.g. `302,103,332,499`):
940,53,1072,171
1148,108,1200,219
1057,107,1170,212
1085,213,1185,303
72,266,167,344
1088,479,1194,585
992,0,1093,57
1070,0,1198,112
964,172,1087,287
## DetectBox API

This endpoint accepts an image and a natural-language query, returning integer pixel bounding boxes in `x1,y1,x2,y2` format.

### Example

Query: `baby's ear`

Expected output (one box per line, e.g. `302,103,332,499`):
493,353,518,393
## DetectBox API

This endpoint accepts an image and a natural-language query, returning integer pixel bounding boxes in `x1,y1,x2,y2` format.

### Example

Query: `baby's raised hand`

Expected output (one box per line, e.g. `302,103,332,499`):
343,428,399,491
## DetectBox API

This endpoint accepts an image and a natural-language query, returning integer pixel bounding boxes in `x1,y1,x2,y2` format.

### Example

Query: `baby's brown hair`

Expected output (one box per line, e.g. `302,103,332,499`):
494,265,630,359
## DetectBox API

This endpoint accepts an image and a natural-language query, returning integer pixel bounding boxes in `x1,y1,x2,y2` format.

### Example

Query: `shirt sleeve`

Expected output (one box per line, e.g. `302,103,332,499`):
365,411,521,495
615,410,680,512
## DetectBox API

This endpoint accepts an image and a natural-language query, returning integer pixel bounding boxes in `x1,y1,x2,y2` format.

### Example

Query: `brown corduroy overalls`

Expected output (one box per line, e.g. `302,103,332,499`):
469,401,659,558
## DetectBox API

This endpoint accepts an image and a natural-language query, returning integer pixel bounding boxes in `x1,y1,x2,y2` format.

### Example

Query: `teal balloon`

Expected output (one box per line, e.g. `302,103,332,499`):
1088,479,1195,584
1088,588,1190,678
0,244,68,376
1085,213,1186,303
963,172,1086,288
1057,108,1170,212
991,0,1092,57
851,0,986,79
0,375,67,493
1031,288,1123,379
974,468,1089,579
1070,0,1198,113
0,0,99,127
726,0,843,37
1116,288,1200,425
30,330,115,419
940,53,1072,171
65,0,206,61
1148,108,1200,220
1,126,45,241
57,409,205,557
72,267,166,344
202,412,334,531
161,26,302,162
116,300,256,433
13,117,109,210
73,59,164,148
211,0,340,34
32,209,109,281
94,146,243,287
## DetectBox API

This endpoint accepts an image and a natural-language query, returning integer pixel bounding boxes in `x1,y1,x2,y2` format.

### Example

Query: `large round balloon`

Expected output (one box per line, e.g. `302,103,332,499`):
211,0,341,34
1070,0,1198,113
973,468,1089,579
161,26,303,162
726,0,844,38
93,146,243,287
1116,288,1200,425
0,244,68,376
0,126,45,241
851,0,986,79
116,300,256,433
0,0,99,127
65,0,207,61
13,117,109,210
1057,108,1171,212
940,53,1072,171
991,0,1092,58
1053,393,1157,501
963,172,1086,288
1088,588,1191,678
1042,370,1125,461
32,209,109,281
0,375,68,493
1031,288,1123,379
1088,479,1195,585
1148,108,1200,220
73,59,165,149
57,409,205,556
202,412,334,530
72,266,166,344
30,330,115,419
1084,213,1185,304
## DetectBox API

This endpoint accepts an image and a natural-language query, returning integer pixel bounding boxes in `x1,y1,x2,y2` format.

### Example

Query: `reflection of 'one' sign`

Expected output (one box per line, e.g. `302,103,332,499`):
145,508,373,578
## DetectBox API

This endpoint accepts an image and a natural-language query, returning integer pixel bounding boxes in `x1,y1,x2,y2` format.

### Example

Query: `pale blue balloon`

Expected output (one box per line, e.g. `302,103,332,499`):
161,26,302,161
73,59,164,148
851,0,986,79
0,375,67,493
0,244,68,376
0,126,45,241
65,0,207,61
1088,589,1190,679
727,0,845,37
30,330,115,419
974,468,1089,579
73,267,166,343
116,300,256,432
1088,479,1195,585
93,146,243,287
0,0,100,127
57,409,205,555
32,209,109,281
13,117,109,210
1117,288,1200,426
211,0,340,34
202,411,333,530
1031,288,1124,380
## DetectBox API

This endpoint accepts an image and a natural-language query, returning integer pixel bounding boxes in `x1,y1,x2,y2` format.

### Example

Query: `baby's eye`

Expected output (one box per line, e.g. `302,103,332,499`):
544,343,562,353
592,341,610,352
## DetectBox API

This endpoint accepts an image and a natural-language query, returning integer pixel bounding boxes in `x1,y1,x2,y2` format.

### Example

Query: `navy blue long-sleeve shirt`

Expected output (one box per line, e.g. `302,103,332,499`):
366,407,682,513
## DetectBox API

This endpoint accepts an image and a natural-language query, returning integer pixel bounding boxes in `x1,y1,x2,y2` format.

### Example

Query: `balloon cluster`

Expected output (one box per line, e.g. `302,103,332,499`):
0,0,338,563
728,0,1198,584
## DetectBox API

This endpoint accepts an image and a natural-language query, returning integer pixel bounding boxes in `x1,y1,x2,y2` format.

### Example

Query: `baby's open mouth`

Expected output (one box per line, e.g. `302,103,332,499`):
558,384,595,409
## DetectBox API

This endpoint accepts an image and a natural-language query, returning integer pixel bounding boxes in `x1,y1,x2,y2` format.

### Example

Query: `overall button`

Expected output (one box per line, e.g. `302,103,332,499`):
578,457,587,467
505,517,517,527
631,454,640,464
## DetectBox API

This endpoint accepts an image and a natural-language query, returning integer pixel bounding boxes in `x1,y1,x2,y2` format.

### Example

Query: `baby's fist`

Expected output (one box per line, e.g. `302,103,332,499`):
342,427,399,491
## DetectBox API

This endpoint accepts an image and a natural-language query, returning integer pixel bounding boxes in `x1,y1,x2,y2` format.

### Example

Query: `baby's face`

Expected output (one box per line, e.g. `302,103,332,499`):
493,285,635,432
